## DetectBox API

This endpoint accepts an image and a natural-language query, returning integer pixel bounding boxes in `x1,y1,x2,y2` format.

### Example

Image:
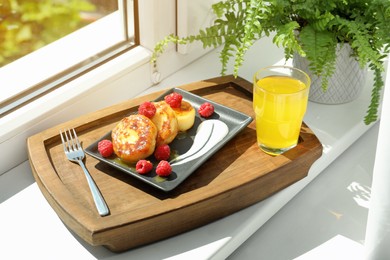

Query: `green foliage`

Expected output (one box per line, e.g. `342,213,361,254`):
299,25,337,91
152,0,390,125
0,0,95,67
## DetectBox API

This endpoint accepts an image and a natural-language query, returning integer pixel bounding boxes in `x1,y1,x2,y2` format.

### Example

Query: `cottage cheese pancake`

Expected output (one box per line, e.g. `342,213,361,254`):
172,100,195,132
151,101,179,146
111,114,157,163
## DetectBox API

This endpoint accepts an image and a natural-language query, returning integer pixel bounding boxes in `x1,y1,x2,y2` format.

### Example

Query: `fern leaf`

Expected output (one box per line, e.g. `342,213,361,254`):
299,25,337,91
273,21,304,59
233,0,266,76
310,12,334,31
364,66,384,124
151,34,181,63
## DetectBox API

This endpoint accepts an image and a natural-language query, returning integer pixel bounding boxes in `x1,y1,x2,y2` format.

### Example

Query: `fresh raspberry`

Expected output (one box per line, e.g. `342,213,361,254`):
164,92,183,108
98,139,114,157
138,101,156,118
154,144,171,161
156,160,172,176
198,102,214,117
135,160,153,174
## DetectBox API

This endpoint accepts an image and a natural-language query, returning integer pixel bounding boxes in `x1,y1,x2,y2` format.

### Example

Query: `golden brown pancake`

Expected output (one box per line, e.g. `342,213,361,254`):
151,101,179,145
172,100,195,132
111,114,157,163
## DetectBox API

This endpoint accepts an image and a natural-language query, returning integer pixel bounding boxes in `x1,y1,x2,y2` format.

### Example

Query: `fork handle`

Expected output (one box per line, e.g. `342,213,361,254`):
78,160,110,216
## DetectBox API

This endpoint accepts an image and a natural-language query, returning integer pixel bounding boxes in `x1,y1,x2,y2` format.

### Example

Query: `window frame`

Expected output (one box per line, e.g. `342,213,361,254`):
0,0,136,117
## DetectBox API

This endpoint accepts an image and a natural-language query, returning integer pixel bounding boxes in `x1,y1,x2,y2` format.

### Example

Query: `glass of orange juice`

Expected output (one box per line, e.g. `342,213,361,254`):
253,66,310,155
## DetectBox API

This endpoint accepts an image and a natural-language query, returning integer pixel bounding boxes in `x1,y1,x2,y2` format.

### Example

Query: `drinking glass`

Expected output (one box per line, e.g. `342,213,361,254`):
253,66,311,155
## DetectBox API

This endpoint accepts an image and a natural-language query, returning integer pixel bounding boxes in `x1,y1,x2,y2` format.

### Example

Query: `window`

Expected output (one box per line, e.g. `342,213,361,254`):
0,0,119,67
0,0,136,116
0,0,214,175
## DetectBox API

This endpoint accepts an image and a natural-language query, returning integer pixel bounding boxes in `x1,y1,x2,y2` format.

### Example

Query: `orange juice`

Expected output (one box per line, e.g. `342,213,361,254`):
253,75,309,155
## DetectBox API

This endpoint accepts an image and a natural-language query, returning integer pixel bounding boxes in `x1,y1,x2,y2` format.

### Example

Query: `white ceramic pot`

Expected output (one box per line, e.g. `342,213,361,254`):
293,44,367,104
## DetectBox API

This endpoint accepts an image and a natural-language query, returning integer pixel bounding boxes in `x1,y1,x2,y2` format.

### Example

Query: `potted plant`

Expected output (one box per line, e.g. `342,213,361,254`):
152,0,390,124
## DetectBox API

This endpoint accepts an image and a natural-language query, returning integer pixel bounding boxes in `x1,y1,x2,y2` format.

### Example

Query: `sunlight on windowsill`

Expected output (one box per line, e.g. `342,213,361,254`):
295,235,364,260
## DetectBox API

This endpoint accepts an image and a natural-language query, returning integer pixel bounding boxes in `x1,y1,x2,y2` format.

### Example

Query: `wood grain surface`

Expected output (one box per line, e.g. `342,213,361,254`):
27,75,322,252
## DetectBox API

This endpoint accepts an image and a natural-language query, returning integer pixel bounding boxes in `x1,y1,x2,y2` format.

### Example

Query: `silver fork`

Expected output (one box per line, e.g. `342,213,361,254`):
60,129,109,216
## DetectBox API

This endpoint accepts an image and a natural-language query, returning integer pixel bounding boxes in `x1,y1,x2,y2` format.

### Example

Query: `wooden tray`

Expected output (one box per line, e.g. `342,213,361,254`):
27,75,322,252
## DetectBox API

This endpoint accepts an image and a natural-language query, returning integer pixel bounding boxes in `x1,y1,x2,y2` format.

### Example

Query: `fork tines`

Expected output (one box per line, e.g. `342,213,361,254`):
60,128,80,152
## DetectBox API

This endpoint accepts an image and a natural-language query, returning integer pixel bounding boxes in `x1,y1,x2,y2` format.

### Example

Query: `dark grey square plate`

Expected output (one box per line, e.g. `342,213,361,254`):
85,88,252,192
